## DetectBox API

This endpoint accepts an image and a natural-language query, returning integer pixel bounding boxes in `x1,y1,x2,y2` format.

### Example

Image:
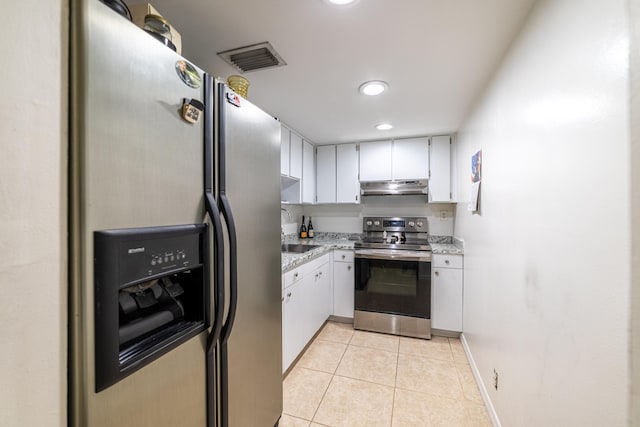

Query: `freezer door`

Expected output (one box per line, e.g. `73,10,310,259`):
69,1,208,426
218,84,283,426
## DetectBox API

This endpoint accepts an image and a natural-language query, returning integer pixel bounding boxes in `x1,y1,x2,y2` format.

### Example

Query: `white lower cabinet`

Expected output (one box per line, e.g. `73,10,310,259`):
431,254,463,332
332,250,354,318
310,260,332,330
282,253,331,372
282,277,309,371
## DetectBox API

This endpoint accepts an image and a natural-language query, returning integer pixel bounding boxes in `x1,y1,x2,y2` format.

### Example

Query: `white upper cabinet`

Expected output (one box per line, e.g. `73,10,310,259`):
280,125,290,176
289,132,303,180
316,143,359,204
336,144,359,204
429,135,454,202
359,139,429,182
302,140,315,204
316,145,336,203
359,140,392,181
280,124,302,181
392,137,429,180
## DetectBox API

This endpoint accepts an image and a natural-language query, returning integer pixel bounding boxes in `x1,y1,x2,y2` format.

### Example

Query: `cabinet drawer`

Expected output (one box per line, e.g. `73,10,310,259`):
284,266,306,289
432,254,463,269
334,250,354,263
283,253,331,289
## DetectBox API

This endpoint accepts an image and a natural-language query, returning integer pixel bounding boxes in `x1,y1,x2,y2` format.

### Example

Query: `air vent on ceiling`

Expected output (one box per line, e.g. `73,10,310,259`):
217,42,287,73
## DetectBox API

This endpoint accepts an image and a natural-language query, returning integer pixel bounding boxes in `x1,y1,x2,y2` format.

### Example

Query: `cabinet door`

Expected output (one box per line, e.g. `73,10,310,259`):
429,135,452,202
289,132,303,179
281,275,286,372
302,140,315,204
282,279,308,371
359,140,392,181
431,267,463,332
316,145,336,203
280,125,290,176
333,261,354,318
336,143,360,203
392,137,429,180
315,262,333,326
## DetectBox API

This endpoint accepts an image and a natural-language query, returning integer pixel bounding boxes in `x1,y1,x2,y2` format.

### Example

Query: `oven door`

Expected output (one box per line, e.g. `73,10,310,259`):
354,249,431,318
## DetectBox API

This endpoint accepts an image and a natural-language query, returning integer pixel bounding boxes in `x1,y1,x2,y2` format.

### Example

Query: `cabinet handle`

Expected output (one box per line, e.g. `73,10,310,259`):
435,271,439,277
281,297,285,302
294,272,299,279
445,260,450,264
287,291,292,298
341,254,346,260
347,266,352,271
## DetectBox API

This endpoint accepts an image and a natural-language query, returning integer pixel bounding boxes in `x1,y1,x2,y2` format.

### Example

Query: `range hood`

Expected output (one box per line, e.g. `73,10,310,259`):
360,180,428,196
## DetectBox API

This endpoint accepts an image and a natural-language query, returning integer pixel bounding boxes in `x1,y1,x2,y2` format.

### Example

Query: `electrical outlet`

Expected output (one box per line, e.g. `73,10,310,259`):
440,210,447,220
493,369,499,390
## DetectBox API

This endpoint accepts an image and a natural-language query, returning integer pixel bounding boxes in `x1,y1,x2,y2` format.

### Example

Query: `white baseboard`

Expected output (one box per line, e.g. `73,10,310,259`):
460,333,501,427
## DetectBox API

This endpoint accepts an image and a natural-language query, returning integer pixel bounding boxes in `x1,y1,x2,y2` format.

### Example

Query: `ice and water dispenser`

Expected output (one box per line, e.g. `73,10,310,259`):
94,224,209,391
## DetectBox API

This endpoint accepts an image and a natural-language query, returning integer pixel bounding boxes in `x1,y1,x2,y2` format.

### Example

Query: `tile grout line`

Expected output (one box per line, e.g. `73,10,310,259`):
347,342,399,354
390,343,400,427
308,328,354,425
282,366,330,423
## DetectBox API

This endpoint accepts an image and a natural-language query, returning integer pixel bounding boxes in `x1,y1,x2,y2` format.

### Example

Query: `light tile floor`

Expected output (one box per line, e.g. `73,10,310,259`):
282,322,492,427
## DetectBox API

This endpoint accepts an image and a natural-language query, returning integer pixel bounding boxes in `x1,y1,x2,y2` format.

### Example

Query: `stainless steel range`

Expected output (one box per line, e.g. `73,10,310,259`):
354,217,432,339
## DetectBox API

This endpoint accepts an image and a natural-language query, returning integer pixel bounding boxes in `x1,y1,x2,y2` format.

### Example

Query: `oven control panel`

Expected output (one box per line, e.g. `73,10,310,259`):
362,217,428,232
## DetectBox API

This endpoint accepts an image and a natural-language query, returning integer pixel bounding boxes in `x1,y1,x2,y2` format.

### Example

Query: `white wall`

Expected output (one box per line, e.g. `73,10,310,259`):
303,197,455,236
0,1,67,426
454,0,630,425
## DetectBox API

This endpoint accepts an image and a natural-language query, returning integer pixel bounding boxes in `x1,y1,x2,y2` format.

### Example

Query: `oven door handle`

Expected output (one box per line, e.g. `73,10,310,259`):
355,251,432,262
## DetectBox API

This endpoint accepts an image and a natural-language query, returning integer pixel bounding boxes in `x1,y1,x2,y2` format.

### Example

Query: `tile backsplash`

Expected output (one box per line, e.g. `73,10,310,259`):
282,195,456,236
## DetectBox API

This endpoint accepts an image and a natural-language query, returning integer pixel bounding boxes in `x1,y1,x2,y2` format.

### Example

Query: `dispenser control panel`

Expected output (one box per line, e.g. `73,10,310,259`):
95,224,207,288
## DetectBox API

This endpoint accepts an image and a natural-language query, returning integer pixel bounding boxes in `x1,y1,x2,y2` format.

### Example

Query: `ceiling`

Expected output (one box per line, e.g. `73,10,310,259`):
129,0,536,144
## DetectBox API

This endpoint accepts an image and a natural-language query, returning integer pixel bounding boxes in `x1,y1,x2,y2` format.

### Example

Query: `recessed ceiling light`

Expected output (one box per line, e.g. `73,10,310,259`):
359,80,388,96
323,0,359,6
376,123,393,131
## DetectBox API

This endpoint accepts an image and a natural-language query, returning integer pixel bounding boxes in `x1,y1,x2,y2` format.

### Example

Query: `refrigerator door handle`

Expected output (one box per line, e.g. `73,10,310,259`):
204,192,225,348
204,191,224,427
219,193,238,343
217,82,239,343
216,83,238,427
218,193,237,427
204,75,224,352
203,74,224,427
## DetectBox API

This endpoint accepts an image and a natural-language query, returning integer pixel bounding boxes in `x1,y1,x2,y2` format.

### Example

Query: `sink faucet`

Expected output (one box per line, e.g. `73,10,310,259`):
280,207,291,221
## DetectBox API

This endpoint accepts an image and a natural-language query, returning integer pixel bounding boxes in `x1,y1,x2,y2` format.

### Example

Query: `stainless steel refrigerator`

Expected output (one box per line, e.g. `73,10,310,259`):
69,1,282,426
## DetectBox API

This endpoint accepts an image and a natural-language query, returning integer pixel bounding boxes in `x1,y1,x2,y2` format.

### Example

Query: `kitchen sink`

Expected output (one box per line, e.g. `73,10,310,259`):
281,243,322,254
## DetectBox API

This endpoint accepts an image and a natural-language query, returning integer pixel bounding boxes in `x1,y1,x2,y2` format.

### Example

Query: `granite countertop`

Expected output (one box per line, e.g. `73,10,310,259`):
281,233,464,271
429,243,464,255
428,236,465,255
281,233,357,272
